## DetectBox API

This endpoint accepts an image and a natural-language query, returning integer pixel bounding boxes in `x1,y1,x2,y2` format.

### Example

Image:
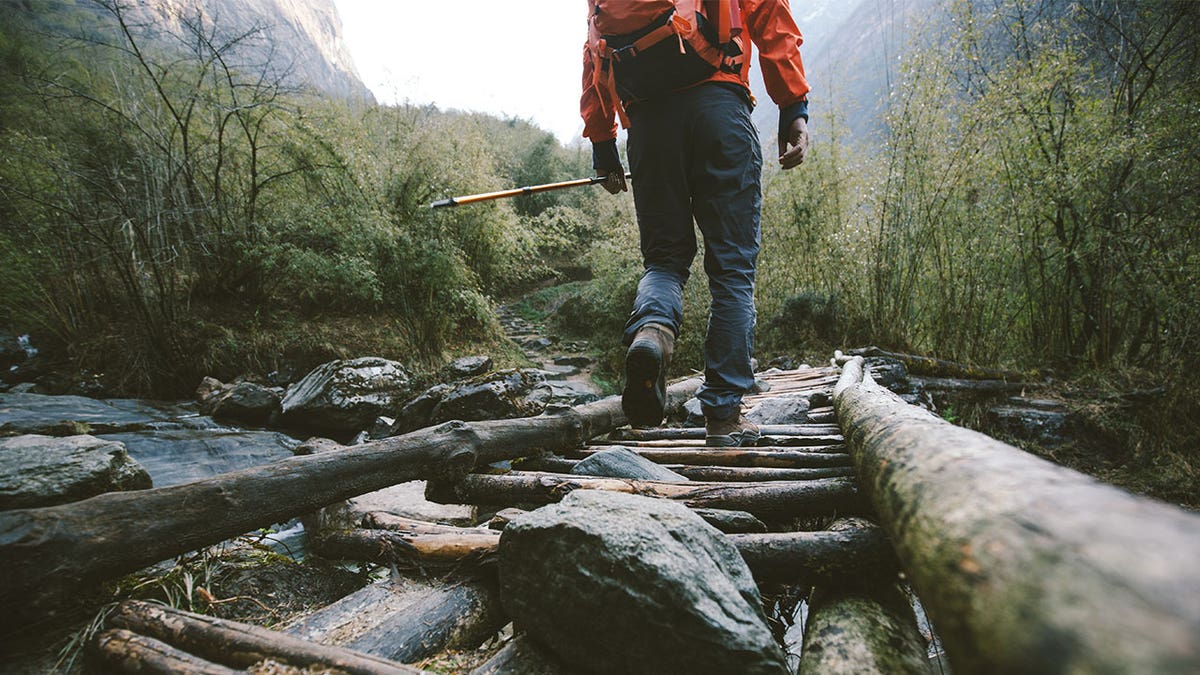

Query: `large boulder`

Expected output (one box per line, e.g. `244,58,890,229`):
429,369,547,423
280,357,411,432
200,380,281,426
445,355,493,379
0,434,151,509
499,491,788,675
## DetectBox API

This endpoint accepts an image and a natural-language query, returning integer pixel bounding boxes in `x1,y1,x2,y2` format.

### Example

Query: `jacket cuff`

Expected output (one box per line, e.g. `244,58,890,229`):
778,99,809,144
592,139,623,173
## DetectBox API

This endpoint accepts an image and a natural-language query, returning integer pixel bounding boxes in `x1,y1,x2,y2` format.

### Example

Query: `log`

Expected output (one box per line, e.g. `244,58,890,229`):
313,529,501,566
798,581,930,675
317,518,894,586
363,511,495,536
107,600,420,674
607,424,842,441
516,458,855,482
667,465,856,482
282,576,505,662
468,634,572,675
0,378,701,632
689,508,768,534
834,356,1200,673
727,518,896,584
910,375,1041,393
89,628,241,675
426,472,864,519
590,435,844,447
568,447,853,469
847,346,1031,381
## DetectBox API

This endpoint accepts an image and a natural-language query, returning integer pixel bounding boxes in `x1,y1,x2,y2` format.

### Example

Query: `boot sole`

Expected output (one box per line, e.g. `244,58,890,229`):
705,428,761,447
622,343,665,428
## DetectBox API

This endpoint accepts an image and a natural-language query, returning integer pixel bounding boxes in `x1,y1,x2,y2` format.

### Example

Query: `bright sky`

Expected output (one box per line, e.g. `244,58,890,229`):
334,1,587,145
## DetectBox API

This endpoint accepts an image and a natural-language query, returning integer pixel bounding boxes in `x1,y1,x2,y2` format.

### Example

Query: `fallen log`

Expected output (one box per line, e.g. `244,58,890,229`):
607,424,842,441
727,518,897,585
516,457,854,482
468,634,572,675
0,378,701,633
847,346,1031,381
313,529,501,566
910,375,1041,393
485,505,766,534
90,628,241,675
426,472,864,519
363,512,495,536
834,356,1200,673
592,435,844,447
282,577,505,663
688,508,768,534
107,600,420,674
798,581,930,675
568,447,853,469
667,465,856,482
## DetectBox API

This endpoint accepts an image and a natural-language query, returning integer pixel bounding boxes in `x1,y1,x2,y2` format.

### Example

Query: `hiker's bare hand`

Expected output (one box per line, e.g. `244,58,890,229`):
779,117,809,170
601,171,627,195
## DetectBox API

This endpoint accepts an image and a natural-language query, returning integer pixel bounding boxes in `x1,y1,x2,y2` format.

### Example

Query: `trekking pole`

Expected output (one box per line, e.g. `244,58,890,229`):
429,173,632,208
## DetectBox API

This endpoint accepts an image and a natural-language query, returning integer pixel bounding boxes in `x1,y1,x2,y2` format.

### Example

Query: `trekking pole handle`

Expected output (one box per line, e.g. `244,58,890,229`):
429,173,633,208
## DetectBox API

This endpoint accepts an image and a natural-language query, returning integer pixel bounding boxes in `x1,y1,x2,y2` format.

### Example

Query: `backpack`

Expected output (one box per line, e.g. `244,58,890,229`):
588,0,745,126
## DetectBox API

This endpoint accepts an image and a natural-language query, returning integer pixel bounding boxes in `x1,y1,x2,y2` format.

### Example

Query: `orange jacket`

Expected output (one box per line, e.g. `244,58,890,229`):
581,0,810,143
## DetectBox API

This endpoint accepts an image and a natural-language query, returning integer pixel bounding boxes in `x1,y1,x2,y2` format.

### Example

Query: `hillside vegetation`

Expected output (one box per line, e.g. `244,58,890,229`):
0,1,1196,499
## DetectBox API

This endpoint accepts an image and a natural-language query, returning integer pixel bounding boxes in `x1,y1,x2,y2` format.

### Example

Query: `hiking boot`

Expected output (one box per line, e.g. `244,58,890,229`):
705,412,760,447
622,323,674,428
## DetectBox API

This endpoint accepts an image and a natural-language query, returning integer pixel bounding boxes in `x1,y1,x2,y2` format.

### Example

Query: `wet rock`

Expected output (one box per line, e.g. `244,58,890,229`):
280,357,412,432
100,428,298,487
345,480,476,526
500,491,788,674
521,337,554,353
368,416,395,440
527,380,599,407
430,369,546,423
0,434,151,509
570,447,688,483
388,384,451,436
0,392,184,435
747,394,811,425
447,355,493,379
538,364,580,380
203,381,281,426
0,332,24,370
553,355,592,368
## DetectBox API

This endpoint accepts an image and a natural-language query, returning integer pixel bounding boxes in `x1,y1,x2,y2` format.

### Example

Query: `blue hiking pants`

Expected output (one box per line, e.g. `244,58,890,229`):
623,82,763,421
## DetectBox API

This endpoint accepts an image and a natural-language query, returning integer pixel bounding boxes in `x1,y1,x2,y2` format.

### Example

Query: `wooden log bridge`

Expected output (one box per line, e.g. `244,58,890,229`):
2,357,1198,673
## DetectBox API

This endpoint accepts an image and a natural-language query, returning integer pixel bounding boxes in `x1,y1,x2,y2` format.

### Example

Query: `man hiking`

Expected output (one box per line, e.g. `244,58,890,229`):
581,0,810,446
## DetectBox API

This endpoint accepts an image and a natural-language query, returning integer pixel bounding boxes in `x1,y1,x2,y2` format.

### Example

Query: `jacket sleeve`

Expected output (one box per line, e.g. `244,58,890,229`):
741,0,810,108
581,41,618,143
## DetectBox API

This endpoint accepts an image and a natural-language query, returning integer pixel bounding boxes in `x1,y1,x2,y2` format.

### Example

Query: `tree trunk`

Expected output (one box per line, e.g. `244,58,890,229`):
89,628,242,675
469,634,572,675
426,472,864,520
727,518,897,584
107,600,420,674
834,356,1200,673
281,576,506,663
668,465,856,482
313,529,501,566
568,447,853,469
0,379,701,633
593,435,844,447
607,424,842,441
847,346,1031,381
798,581,930,675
